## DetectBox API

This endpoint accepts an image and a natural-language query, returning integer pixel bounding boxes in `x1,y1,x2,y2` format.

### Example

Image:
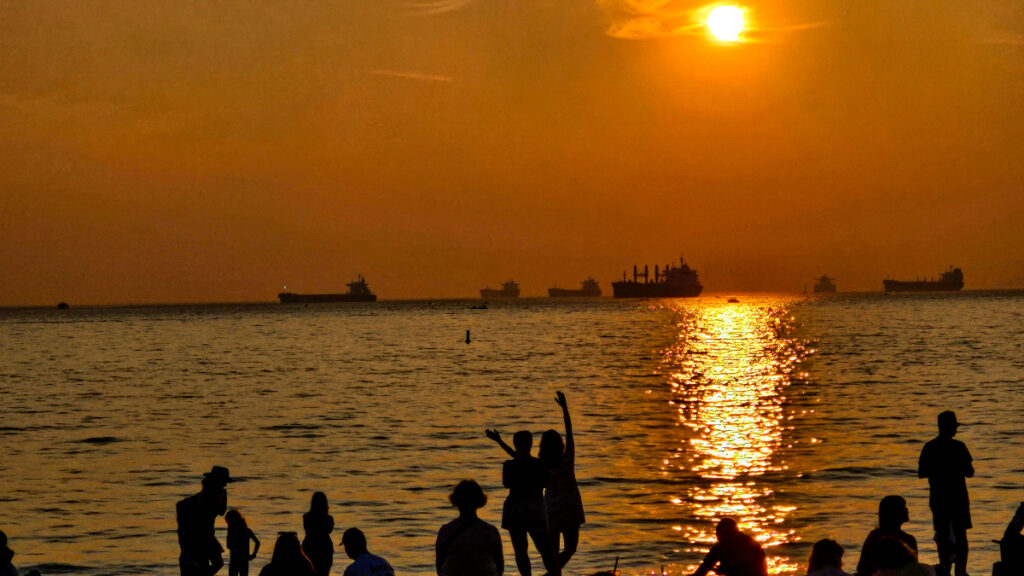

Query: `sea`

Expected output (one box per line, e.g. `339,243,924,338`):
2,292,1023,576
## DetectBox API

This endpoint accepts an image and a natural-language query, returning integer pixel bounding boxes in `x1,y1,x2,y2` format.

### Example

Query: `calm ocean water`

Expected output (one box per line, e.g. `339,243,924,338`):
2,293,1023,576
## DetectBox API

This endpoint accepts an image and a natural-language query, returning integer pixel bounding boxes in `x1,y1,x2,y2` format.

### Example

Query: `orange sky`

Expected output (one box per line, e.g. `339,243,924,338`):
2,0,1023,304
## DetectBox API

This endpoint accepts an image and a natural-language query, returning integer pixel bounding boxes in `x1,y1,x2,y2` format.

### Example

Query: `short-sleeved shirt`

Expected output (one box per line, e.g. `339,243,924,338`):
344,552,395,576
918,436,972,514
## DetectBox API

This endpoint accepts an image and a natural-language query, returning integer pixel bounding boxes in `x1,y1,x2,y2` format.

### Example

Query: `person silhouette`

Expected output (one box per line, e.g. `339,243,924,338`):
807,539,851,576
436,479,504,576
341,528,394,576
918,411,974,576
1,530,41,576
302,492,335,576
871,538,935,576
855,496,919,576
258,532,315,576
993,502,1024,576
690,518,767,576
485,428,555,576
538,391,585,572
225,509,260,576
177,466,233,576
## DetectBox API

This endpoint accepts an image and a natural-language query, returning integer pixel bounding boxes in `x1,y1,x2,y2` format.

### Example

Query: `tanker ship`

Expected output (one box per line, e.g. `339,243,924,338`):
480,280,520,299
612,257,703,298
278,275,377,303
883,267,964,293
548,278,602,298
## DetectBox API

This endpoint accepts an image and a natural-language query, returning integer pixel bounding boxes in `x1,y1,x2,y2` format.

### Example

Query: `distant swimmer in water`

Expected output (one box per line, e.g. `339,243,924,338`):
690,518,767,576
856,496,918,576
485,428,556,576
302,492,335,576
436,479,504,576
919,411,974,576
225,509,260,576
538,391,585,572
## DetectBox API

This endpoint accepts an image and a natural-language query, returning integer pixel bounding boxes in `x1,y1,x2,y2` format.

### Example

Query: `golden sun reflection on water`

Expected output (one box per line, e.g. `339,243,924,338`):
659,299,811,575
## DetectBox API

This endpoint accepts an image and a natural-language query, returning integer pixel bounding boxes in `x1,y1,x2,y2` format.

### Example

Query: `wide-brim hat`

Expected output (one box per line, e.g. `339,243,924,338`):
203,465,234,485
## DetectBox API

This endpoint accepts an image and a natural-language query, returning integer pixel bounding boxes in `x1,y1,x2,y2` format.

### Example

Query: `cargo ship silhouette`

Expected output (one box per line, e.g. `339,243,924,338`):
480,280,520,299
278,275,377,303
612,257,702,298
548,278,601,298
813,275,837,293
883,267,964,293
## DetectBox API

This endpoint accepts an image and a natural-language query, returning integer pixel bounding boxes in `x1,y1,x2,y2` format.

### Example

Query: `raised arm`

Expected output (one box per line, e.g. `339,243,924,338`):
556,391,573,453
486,429,516,458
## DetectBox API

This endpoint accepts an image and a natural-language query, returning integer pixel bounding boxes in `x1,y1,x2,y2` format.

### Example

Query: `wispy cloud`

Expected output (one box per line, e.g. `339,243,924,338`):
405,0,475,16
369,69,456,83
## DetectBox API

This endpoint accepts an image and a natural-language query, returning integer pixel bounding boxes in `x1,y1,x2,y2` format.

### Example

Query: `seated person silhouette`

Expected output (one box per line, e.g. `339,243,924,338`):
807,539,851,576
436,479,504,576
856,496,919,576
871,538,935,576
1,531,41,576
993,502,1024,576
691,518,768,576
341,528,394,576
258,532,315,576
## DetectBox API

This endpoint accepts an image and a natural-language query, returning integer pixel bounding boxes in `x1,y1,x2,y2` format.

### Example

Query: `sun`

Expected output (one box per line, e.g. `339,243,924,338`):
706,5,745,42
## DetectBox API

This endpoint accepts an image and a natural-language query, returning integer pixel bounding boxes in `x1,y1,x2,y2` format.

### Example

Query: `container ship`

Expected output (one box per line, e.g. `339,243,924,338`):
480,280,520,299
813,275,837,293
883,267,964,293
612,257,703,298
548,278,602,298
278,275,377,303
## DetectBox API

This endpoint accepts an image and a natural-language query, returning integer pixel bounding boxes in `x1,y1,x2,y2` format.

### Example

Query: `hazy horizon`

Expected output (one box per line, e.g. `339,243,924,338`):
3,1,1023,306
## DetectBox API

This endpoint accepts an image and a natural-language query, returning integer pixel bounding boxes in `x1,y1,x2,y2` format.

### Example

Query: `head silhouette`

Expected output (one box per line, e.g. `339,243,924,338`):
937,411,959,437
512,431,533,456
878,495,909,529
450,479,488,512
309,491,329,515
715,518,740,542
225,508,246,528
343,528,368,559
871,537,916,571
808,539,844,571
539,429,564,467
270,532,305,566
0,530,12,566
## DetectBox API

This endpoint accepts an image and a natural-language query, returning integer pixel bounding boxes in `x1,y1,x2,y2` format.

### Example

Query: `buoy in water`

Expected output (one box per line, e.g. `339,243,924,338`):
465,329,471,344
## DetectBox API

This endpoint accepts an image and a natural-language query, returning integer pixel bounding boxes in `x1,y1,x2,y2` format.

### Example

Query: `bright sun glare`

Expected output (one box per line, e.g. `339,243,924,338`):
706,5,745,42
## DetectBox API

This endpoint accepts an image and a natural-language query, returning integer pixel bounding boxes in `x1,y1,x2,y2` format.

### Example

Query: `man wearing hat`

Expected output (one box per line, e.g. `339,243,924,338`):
919,411,974,576
177,466,233,576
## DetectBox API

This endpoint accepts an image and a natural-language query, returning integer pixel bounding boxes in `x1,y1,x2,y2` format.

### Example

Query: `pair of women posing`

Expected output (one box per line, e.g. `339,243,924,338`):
486,391,585,576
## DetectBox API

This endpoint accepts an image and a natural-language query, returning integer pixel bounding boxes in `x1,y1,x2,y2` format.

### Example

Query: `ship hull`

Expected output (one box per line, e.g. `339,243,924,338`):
611,281,702,298
813,286,836,294
882,280,963,293
548,288,601,298
278,292,377,303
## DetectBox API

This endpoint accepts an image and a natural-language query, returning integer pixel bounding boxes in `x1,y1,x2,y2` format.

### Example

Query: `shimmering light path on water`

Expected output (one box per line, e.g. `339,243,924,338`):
1,293,1023,576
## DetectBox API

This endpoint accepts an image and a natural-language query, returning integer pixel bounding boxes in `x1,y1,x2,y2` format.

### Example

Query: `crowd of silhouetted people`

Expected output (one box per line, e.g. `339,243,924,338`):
4,407,1023,576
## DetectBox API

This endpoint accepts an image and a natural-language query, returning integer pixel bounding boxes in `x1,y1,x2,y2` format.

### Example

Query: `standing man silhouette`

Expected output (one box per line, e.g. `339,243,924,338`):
178,466,233,576
919,411,974,576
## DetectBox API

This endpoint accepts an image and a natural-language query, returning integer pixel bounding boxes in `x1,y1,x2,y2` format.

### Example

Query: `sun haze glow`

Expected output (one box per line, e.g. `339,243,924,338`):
707,5,745,42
